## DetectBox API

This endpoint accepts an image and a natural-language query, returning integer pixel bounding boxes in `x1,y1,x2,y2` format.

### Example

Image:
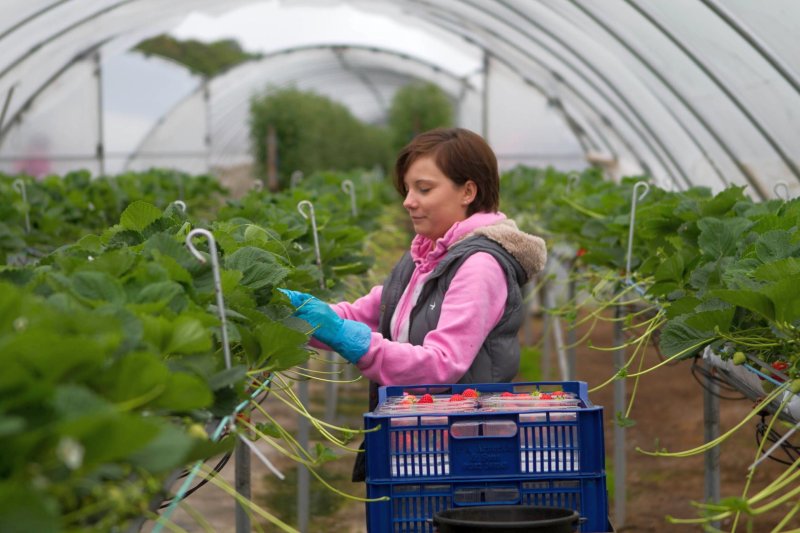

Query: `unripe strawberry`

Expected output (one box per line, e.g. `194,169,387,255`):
732,351,747,365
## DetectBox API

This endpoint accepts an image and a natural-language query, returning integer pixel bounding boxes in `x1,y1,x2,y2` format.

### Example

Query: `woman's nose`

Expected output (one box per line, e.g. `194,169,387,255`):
403,192,416,210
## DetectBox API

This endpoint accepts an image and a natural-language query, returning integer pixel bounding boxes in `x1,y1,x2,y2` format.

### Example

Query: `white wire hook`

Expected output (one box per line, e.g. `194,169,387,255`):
12,179,31,234
172,200,187,214
185,228,232,370
297,200,325,289
565,172,580,192
773,180,790,201
290,170,303,190
625,181,650,284
341,179,358,217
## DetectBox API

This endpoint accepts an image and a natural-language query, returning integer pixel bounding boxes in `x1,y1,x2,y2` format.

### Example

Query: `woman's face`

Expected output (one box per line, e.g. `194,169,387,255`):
402,156,476,241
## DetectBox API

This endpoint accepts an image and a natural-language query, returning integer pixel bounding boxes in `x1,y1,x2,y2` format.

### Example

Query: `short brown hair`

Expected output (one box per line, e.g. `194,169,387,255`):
393,128,500,215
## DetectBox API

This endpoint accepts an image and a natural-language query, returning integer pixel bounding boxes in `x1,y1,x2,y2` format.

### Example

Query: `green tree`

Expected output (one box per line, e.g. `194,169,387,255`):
249,87,391,188
135,35,260,77
388,82,454,152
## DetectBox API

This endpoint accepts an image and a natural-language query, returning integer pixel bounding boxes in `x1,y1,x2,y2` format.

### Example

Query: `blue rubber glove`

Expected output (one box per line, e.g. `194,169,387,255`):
278,289,371,363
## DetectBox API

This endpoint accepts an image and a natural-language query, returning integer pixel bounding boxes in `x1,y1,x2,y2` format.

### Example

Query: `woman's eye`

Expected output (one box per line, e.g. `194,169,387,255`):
418,188,430,193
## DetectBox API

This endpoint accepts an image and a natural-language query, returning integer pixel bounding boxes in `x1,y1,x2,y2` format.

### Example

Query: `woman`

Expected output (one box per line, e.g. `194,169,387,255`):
282,127,546,481
282,127,546,395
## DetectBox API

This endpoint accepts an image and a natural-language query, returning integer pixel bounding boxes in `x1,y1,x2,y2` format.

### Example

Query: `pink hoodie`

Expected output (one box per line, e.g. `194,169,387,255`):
328,212,509,385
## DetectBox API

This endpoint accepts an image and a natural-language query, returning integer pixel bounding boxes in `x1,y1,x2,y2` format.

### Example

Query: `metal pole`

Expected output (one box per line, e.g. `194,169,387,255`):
566,277,577,380
613,306,627,528
0,84,15,133
481,50,490,141
541,282,552,381
202,77,211,174
93,51,105,177
297,379,310,532
703,360,720,529
235,440,251,533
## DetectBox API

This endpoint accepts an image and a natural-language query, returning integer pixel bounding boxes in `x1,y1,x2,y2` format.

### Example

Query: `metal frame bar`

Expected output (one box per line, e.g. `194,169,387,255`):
506,0,725,190
407,0,676,182
568,0,767,197
700,0,800,97
624,0,799,193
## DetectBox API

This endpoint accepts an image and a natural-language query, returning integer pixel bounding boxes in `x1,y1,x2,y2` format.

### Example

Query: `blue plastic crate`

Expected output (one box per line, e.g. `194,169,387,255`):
366,475,609,532
364,381,605,482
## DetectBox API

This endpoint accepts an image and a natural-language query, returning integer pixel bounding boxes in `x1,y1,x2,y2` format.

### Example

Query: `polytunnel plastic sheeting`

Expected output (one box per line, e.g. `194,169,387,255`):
486,57,585,172
343,0,800,197
0,0,249,145
351,0,669,184
103,52,202,176
126,87,208,176
0,60,100,177
129,46,483,172
531,0,800,198
3,0,800,197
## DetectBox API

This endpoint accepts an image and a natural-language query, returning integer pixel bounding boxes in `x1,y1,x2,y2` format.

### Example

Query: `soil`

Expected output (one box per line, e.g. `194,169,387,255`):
150,310,795,532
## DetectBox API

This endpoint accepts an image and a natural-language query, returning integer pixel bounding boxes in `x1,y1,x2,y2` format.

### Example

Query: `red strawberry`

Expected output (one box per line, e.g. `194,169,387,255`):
576,248,587,258
501,392,515,398
450,394,465,402
418,394,434,404
771,361,790,382
540,393,553,400
462,388,478,398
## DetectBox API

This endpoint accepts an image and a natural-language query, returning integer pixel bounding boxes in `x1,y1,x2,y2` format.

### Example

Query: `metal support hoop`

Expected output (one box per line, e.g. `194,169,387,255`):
12,179,31,234
342,179,358,217
297,200,325,289
185,228,232,370
625,181,650,284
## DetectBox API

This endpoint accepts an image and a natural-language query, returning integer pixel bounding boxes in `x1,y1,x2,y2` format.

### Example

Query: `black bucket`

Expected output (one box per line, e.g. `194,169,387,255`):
432,505,580,533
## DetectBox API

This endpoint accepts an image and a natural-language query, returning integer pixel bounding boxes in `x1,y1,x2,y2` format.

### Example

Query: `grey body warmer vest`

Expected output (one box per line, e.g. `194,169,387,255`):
378,235,528,387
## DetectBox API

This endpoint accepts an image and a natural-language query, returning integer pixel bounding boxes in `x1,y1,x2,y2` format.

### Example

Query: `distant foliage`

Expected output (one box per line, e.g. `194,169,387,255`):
249,88,392,188
135,35,260,77
388,82,455,152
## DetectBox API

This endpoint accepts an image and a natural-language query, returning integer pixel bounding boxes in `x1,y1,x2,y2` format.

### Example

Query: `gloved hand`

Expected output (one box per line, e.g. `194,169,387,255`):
278,289,371,363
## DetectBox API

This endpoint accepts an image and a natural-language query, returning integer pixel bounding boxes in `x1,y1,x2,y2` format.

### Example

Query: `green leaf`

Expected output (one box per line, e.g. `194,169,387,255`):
711,289,774,321
51,384,113,421
133,280,185,312
128,422,194,473
697,217,752,258
165,316,212,354
658,320,713,359
153,373,213,411
119,200,163,232
0,416,25,437
752,257,800,282
103,352,169,404
255,319,309,371
71,271,126,305
62,413,161,466
225,246,291,290
0,484,59,533
209,365,248,390
684,308,734,334
312,442,339,465
75,234,104,254
615,412,636,428
86,248,137,278
755,230,798,262
255,421,283,438
653,254,684,283
761,277,800,324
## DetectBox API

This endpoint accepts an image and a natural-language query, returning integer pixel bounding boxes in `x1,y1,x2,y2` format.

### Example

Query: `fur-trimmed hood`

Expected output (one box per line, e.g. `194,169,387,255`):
458,218,547,280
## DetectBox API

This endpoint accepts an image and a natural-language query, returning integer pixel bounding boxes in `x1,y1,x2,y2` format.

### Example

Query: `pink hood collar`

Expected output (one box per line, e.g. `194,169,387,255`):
410,212,507,272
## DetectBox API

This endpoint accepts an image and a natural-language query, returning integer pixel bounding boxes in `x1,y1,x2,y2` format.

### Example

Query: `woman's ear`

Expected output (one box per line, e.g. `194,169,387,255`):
463,180,477,205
